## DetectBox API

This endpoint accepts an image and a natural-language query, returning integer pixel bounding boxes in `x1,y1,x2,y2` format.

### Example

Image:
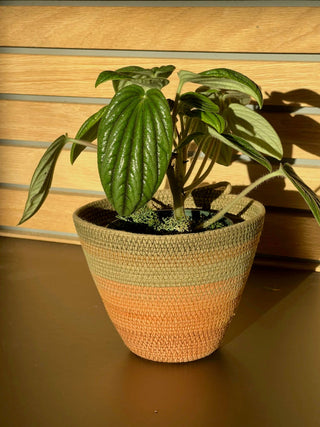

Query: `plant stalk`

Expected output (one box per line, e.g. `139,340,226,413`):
195,169,284,230
66,137,98,150
166,160,187,220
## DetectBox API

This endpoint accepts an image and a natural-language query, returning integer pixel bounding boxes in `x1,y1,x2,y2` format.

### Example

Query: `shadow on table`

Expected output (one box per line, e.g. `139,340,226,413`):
222,265,311,345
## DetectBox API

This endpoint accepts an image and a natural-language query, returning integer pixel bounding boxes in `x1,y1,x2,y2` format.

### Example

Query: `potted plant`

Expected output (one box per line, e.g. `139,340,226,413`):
19,65,320,362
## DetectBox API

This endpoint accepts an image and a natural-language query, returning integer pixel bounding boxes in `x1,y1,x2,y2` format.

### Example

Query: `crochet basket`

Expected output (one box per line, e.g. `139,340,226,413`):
73,189,265,363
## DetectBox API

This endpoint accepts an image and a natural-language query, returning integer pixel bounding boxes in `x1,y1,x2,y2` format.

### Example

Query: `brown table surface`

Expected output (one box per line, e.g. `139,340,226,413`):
1,236,320,427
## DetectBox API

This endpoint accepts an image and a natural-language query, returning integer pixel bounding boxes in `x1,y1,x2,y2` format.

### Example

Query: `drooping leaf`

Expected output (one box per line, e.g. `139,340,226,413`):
207,129,272,171
224,103,283,160
178,68,263,108
180,92,219,113
70,104,109,164
18,135,68,224
97,85,173,216
280,163,320,225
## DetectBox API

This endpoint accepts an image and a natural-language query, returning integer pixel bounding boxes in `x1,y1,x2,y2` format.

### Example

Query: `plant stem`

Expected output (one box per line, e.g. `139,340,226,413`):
66,137,98,150
183,139,205,184
184,139,220,193
195,169,284,230
166,162,186,220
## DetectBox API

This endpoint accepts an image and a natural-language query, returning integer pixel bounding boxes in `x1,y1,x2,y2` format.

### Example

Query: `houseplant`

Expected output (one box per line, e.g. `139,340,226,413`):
19,65,320,362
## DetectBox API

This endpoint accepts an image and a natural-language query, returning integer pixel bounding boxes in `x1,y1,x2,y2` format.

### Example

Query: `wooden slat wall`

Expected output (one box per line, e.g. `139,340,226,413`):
1,1,320,270
1,6,319,53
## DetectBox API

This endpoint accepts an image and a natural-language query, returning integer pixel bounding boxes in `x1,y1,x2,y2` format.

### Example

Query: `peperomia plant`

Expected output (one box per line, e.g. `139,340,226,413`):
19,65,320,229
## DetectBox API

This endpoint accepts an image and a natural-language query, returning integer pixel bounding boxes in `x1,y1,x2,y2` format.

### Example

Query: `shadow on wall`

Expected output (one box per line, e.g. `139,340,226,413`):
262,88,320,158
233,89,320,209
235,89,320,264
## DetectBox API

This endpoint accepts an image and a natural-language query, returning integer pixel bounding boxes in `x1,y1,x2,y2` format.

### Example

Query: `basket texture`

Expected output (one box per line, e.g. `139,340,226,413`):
73,189,265,363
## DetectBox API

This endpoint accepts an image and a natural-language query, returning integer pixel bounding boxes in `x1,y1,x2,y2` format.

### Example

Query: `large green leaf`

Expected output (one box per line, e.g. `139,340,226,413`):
280,163,320,225
178,68,263,108
224,103,283,160
98,85,173,216
19,135,67,224
70,105,109,164
96,65,175,92
208,129,272,171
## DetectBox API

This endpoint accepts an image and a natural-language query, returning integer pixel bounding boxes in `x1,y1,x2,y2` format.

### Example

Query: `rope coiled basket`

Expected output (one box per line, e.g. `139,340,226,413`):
73,189,265,363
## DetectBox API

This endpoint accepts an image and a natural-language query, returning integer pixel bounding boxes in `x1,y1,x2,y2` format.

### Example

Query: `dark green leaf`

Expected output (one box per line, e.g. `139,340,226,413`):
150,65,176,78
18,135,67,224
97,85,173,216
180,92,219,113
224,103,283,160
188,110,226,134
70,105,109,164
178,68,263,108
208,129,272,171
280,163,320,225
200,111,226,134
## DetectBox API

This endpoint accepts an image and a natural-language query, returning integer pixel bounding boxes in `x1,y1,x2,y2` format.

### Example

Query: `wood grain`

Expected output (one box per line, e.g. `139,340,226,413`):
1,187,319,261
0,6,319,53
0,187,102,234
0,145,103,192
0,100,101,142
258,208,320,261
1,100,319,160
1,54,319,105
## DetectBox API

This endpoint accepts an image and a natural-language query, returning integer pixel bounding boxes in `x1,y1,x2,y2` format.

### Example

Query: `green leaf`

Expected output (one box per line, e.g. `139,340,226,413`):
97,85,173,216
280,163,320,225
187,110,226,133
188,110,226,134
180,92,219,113
70,104,109,164
95,70,131,88
18,135,67,224
200,111,226,134
208,129,272,171
178,68,263,108
224,103,283,160
96,65,175,92
216,144,234,166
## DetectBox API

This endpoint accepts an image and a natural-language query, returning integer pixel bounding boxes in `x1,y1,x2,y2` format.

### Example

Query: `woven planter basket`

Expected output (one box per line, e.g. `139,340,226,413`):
73,189,265,363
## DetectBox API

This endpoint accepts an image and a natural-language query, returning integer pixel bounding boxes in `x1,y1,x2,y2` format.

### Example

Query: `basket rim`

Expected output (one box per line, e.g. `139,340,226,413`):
73,194,265,241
